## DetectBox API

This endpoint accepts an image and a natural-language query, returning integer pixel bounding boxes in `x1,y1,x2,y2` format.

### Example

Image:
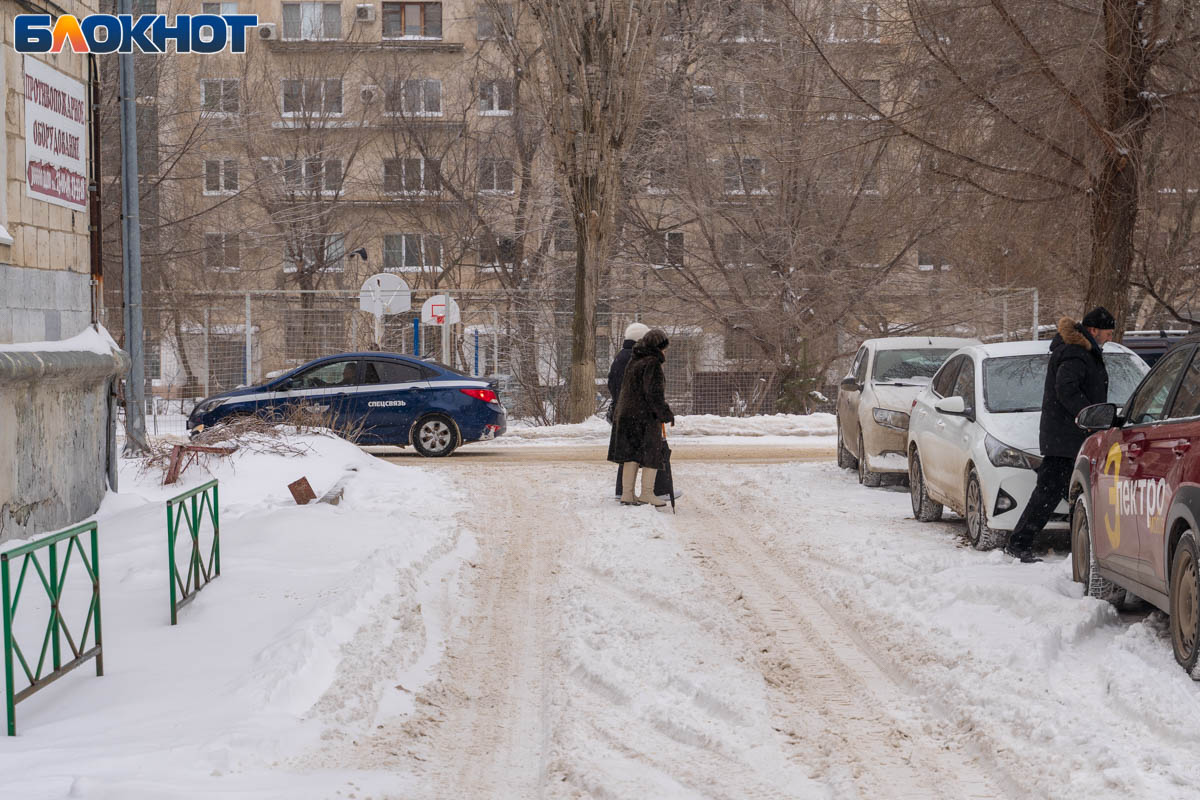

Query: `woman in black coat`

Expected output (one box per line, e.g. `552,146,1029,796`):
607,329,674,506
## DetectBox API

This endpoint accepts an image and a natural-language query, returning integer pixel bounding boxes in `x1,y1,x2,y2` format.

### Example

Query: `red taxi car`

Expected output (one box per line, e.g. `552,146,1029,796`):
1070,337,1200,677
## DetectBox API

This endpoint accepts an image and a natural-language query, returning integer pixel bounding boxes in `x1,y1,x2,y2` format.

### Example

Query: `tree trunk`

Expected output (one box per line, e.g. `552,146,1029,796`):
1085,0,1152,332
566,227,601,422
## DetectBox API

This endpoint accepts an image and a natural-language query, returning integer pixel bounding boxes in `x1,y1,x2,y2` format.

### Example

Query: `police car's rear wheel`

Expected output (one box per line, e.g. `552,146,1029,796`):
413,415,459,458
1169,532,1200,679
1071,498,1123,604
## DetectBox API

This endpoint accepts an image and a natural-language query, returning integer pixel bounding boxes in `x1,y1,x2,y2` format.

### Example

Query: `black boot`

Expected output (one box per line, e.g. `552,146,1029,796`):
1003,542,1042,563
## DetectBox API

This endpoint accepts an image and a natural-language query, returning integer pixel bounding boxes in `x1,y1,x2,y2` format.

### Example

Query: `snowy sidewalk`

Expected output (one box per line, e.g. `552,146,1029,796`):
0,435,474,799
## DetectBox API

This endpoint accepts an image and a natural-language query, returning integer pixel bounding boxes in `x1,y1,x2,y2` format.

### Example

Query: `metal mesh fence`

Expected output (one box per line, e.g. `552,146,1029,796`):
103,286,1044,438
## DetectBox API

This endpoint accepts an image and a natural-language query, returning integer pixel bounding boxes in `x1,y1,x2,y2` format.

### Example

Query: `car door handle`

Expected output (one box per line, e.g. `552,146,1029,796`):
1173,440,1192,457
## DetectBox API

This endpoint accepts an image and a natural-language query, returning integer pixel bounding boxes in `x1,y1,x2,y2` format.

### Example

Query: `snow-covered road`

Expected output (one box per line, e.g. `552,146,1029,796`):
389,452,1200,800
6,435,1200,799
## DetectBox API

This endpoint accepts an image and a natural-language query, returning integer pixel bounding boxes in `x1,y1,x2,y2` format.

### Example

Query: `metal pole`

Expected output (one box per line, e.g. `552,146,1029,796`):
475,329,480,376
413,317,420,357
203,308,210,398
118,0,148,453
244,293,252,385
1032,288,1040,341
441,291,451,365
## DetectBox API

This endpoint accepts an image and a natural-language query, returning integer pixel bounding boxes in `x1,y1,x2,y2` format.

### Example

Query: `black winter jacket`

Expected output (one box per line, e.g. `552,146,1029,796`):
606,339,636,420
607,342,675,468
1039,317,1109,458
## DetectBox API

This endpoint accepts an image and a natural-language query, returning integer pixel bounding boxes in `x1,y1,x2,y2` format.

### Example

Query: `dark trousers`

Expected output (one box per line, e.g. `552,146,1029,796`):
1008,456,1073,550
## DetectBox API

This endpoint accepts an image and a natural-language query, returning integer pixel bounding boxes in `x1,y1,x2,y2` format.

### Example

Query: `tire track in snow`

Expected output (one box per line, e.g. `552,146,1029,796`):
681,478,1008,800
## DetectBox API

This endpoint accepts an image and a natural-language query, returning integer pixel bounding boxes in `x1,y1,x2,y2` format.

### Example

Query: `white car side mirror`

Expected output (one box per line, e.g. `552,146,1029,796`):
934,395,966,415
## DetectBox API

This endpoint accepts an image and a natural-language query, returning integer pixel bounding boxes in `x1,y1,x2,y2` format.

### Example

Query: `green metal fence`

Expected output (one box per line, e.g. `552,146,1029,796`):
1,521,103,736
167,480,221,625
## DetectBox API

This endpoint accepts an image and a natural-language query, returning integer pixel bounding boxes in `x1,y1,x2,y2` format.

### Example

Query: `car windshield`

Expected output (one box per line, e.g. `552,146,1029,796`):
983,352,1147,413
872,349,956,384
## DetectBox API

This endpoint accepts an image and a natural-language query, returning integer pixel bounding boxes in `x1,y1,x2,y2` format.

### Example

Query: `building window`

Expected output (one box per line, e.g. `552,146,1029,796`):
692,84,717,107
385,79,441,116
199,2,238,42
204,158,238,194
382,2,443,38
201,79,239,115
383,157,441,194
384,233,442,271
829,2,880,42
281,2,342,40
204,232,239,271
479,234,517,267
282,79,343,115
917,247,951,272
721,232,755,265
724,326,757,360
285,234,345,273
476,3,514,39
282,157,342,193
649,231,685,268
478,157,514,192
724,84,764,118
723,0,769,42
478,79,514,114
723,156,766,194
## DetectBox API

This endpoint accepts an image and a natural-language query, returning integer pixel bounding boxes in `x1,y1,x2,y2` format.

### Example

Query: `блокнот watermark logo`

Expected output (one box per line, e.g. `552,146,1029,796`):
14,14,260,54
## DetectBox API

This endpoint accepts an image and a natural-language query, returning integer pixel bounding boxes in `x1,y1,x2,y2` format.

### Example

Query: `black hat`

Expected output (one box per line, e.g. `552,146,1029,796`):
1081,307,1116,330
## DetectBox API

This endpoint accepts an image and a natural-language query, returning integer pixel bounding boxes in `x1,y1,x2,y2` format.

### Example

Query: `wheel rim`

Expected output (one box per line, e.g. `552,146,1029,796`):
910,456,922,515
419,420,452,452
1174,549,1198,656
967,477,982,544
1072,504,1090,583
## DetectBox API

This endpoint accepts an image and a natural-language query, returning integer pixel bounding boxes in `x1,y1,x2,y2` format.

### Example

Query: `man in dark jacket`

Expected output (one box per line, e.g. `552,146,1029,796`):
1005,307,1115,562
607,322,649,496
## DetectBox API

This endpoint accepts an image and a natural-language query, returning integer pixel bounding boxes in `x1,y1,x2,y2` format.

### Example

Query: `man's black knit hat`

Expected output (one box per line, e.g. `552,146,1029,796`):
1081,306,1116,330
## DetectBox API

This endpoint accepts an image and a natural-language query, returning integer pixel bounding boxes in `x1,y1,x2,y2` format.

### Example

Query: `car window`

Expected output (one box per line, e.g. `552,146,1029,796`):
290,360,360,390
1125,346,1191,425
1167,348,1200,419
952,358,976,414
852,348,868,384
932,355,964,398
1104,352,1150,407
363,360,425,384
871,348,957,385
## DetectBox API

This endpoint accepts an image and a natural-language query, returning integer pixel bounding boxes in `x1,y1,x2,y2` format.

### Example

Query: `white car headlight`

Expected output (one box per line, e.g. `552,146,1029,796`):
872,408,910,431
984,433,1042,470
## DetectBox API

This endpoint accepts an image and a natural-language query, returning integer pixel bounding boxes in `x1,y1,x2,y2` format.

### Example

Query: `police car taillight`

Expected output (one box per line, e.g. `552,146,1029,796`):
460,388,499,404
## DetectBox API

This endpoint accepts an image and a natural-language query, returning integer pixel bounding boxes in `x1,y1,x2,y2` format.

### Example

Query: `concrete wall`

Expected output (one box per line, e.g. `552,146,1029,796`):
0,346,126,544
0,264,92,343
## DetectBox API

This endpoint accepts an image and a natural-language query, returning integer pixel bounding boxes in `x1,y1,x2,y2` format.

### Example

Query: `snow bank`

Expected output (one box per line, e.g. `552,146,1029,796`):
499,412,836,444
0,433,471,799
0,324,121,354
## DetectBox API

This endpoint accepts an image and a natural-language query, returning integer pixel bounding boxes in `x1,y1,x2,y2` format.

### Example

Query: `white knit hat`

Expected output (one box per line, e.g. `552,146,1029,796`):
624,322,650,342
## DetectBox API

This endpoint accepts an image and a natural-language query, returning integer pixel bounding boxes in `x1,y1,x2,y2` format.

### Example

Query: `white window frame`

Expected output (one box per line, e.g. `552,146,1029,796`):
385,79,442,117
827,2,881,43
281,79,344,118
724,83,767,119
203,158,239,195
383,232,442,272
478,79,514,116
383,157,440,195
650,231,685,269
199,2,238,42
281,2,343,41
200,78,239,117
281,157,343,196
284,233,346,274
476,3,514,40
478,157,514,193
203,232,240,272
723,156,769,196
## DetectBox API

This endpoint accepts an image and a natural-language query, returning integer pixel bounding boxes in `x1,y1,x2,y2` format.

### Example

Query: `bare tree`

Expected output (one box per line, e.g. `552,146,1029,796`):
524,0,669,422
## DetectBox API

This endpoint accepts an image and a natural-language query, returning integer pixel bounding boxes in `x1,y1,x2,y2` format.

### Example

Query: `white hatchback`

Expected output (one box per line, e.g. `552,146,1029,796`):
906,340,1148,549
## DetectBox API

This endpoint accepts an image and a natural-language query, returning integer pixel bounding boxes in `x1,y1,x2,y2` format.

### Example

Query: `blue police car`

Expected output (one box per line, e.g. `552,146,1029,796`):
187,352,506,457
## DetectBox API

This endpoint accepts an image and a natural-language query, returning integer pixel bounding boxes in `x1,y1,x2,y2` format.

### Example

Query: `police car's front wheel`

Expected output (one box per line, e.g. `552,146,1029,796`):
413,415,459,458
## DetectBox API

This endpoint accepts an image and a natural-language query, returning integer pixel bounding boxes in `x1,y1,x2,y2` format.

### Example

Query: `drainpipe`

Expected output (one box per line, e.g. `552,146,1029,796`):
88,54,102,326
